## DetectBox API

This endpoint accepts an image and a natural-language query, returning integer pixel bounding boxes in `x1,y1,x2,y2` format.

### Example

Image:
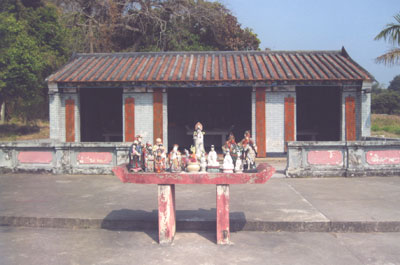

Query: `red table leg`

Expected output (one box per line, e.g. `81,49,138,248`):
158,184,176,244
216,184,230,244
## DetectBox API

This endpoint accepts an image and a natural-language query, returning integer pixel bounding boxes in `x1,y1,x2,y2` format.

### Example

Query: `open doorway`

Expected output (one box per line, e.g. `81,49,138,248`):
168,87,251,151
296,86,341,141
80,87,122,142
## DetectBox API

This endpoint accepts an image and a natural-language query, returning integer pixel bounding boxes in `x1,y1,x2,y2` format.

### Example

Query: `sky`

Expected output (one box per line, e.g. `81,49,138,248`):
220,0,399,87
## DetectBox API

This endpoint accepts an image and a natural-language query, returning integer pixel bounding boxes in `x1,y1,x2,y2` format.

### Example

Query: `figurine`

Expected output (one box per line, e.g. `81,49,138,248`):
223,132,239,166
181,149,190,171
128,140,143,172
187,145,200,172
207,145,219,167
168,144,182,173
207,145,220,172
222,150,234,173
200,152,207,172
143,141,154,172
240,130,257,171
234,150,243,173
153,138,166,173
136,134,144,169
193,122,205,160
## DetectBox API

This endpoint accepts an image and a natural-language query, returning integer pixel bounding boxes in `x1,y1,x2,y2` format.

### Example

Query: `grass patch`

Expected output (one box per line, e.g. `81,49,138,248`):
371,114,400,138
0,120,49,141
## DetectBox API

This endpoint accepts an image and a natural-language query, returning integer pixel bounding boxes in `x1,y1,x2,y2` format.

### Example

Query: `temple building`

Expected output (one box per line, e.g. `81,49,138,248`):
46,47,373,157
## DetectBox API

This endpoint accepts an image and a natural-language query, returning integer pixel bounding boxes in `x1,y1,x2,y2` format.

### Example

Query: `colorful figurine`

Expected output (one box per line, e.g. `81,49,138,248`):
168,144,182,173
128,140,143,172
187,145,200,172
153,138,166,173
135,134,144,169
181,149,190,171
223,132,239,166
143,141,154,172
222,150,234,173
240,130,257,171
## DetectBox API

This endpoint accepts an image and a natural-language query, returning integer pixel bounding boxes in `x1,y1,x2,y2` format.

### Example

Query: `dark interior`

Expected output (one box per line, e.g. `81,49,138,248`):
80,87,123,142
296,86,341,141
167,87,252,151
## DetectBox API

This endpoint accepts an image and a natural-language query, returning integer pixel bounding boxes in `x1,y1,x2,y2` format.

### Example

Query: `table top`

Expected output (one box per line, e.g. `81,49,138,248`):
113,163,275,184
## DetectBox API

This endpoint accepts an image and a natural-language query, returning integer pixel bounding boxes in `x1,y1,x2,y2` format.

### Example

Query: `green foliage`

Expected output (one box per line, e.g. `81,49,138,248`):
375,13,400,65
0,0,69,121
372,90,400,115
388,74,400,91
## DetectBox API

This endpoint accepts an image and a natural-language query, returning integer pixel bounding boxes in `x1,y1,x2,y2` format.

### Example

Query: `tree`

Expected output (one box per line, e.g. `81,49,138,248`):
375,13,400,65
0,0,69,122
388,74,400,92
372,90,400,114
52,0,260,53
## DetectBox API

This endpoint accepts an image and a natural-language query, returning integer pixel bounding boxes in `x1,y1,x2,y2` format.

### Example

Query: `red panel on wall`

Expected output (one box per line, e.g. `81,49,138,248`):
345,96,356,141
18,151,53,164
65,99,75,142
366,150,400,165
308,150,343,165
256,88,266,157
125,97,135,142
77,152,113,164
284,97,295,151
153,88,163,144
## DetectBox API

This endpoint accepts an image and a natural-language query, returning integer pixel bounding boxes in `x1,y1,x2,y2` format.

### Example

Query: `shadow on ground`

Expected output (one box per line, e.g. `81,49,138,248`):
101,208,246,243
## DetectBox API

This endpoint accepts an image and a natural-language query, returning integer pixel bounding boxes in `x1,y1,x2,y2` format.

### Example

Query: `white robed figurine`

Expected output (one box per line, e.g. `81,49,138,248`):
235,150,243,173
207,145,219,167
193,122,205,160
223,150,234,173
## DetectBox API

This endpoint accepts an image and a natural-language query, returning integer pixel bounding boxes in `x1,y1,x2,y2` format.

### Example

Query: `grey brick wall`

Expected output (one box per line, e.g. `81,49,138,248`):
266,91,296,153
49,92,61,141
251,91,256,140
122,92,153,144
162,92,168,148
361,81,372,137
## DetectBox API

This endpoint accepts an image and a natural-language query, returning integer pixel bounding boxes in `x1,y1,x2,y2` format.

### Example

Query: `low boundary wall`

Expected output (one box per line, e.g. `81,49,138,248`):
286,140,400,177
0,141,131,174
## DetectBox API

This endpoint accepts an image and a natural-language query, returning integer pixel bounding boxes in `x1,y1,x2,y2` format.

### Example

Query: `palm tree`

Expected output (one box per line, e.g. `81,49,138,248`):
375,13,400,65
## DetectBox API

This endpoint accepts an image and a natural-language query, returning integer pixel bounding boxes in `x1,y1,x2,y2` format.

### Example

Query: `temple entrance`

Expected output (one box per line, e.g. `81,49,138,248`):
296,86,341,141
80,87,123,142
167,87,251,151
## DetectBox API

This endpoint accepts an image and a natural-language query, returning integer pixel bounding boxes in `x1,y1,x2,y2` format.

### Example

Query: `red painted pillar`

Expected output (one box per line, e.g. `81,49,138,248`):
125,97,135,142
256,88,266,157
153,88,163,144
345,96,356,141
158,184,176,244
216,184,230,245
284,97,295,151
65,99,75,142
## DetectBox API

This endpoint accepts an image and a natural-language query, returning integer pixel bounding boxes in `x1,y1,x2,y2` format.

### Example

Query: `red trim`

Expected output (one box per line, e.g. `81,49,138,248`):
284,97,295,151
345,96,356,141
125,97,135,142
256,88,266,157
153,88,163,143
65,99,75,142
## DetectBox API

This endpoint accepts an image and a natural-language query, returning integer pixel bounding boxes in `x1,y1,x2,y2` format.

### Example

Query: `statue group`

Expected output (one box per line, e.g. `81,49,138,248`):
127,122,257,173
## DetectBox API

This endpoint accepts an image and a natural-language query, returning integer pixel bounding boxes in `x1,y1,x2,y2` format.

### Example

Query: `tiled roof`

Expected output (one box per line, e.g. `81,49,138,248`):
47,48,373,83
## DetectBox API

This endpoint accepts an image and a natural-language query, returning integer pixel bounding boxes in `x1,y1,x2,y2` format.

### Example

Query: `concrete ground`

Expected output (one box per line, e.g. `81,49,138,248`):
1,227,400,265
1,160,400,264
